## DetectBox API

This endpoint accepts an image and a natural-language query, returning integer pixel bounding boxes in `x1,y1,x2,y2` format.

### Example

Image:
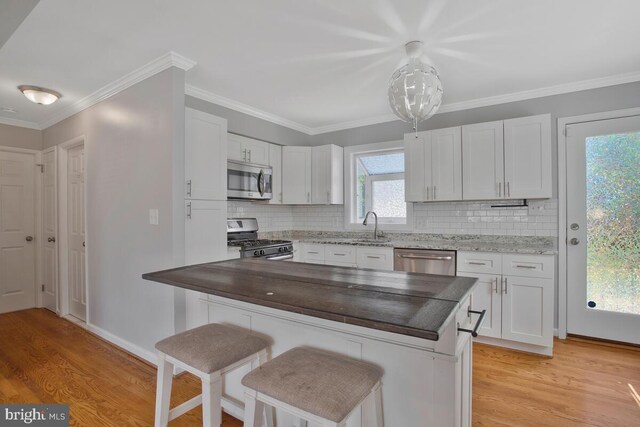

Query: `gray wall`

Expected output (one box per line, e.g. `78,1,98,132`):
186,95,312,146
42,68,185,356
0,123,42,150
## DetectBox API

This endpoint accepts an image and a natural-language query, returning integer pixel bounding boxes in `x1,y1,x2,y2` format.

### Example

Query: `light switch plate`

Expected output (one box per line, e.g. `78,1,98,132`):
149,209,159,225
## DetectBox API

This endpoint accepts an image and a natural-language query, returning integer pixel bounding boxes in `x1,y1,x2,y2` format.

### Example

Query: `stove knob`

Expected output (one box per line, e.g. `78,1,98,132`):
278,247,284,253
260,249,265,255
254,250,259,256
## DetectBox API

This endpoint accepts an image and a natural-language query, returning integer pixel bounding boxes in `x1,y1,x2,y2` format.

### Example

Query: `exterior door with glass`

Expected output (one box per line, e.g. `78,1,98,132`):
566,115,640,344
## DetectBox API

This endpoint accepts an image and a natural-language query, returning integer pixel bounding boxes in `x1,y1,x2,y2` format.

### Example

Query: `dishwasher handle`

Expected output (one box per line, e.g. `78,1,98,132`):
397,254,453,261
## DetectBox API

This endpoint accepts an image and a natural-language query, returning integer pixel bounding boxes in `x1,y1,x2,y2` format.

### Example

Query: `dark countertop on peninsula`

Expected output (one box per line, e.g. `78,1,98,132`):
143,259,477,341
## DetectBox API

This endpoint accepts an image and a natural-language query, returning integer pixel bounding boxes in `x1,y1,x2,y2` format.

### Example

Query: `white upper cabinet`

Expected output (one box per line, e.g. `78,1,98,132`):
503,114,552,199
404,127,461,202
227,133,270,165
311,144,343,205
268,144,283,204
282,146,312,204
431,127,462,201
185,108,227,201
462,121,504,201
404,131,428,202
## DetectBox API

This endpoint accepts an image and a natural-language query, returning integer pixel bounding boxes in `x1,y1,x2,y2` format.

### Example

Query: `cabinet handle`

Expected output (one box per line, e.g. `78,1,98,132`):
242,149,247,161
186,202,192,219
498,182,502,197
433,185,436,200
248,150,252,162
307,251,320,255
426,186,430,200
515,264,536,269
327,191,330,204
468,261,486,266
334,253,346,256
307,192,310,203
186,179,192,197
507,181,510,197
458,308,487,337
493,277,498,293
280,192,283,203
366,255,381,259
47,237,56,243
504,277,508,294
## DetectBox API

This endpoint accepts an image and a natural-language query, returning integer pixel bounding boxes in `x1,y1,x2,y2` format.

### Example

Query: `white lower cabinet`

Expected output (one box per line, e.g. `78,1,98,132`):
298,243,394,271
457,251,555,354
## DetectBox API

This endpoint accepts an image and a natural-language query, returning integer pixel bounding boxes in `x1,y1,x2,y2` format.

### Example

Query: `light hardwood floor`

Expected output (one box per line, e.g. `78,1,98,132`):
1,309,638,426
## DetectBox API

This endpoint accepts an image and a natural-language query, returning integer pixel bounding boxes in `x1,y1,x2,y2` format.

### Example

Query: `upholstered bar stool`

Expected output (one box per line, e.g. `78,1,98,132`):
242,347,384,427
154,323,272,427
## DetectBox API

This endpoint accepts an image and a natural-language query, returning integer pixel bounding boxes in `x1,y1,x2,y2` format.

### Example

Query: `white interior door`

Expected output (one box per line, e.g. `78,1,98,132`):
67,145,86,321
566,115,640,344
42,148,57,312
0,150,36,313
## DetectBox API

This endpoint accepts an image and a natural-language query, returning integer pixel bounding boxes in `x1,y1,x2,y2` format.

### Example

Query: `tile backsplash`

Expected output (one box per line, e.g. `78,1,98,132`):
228,199,558,237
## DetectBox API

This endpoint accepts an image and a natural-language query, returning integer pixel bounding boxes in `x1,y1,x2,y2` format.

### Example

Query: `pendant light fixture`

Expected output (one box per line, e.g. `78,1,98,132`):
388,41,443,134
18,85,62,105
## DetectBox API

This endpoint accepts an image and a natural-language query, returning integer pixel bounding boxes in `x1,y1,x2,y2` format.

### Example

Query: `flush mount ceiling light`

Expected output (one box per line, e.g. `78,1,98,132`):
388,41,443,132
18,85,62,105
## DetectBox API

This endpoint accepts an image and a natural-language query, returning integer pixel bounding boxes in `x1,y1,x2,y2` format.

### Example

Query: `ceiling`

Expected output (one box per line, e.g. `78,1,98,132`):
1,0,639,133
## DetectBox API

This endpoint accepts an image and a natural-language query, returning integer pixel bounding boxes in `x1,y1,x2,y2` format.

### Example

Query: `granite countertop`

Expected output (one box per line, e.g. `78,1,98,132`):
143,258,478,341
260,231,557,255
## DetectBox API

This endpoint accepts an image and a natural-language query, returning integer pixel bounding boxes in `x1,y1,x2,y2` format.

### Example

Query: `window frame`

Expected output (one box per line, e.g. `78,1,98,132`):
343,140,414,231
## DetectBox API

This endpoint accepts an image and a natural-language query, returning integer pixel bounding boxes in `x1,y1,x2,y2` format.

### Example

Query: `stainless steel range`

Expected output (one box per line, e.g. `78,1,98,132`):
227,218,293,260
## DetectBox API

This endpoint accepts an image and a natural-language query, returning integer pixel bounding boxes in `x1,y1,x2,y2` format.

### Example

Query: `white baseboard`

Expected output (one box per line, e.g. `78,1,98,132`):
87,323,158,366
474,336,553,356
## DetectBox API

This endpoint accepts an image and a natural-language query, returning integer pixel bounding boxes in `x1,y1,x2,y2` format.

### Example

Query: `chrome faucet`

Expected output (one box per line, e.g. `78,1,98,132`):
362,211,379,240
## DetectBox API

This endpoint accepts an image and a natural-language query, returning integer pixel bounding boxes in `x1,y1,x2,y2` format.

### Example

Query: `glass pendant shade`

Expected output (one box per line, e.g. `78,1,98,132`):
388,46,443,128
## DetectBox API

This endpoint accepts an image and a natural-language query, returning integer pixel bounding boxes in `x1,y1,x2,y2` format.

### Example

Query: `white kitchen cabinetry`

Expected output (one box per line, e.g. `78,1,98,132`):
461,121,504,200
404,127,461,202
268,144,283,204
356,246,394,270
298,243,394,271
185,108,227,201
457,251,554,355
311,144,344,205
503,114,552,199
227,133,270,165
462,114,551,200
184,199,227,330
282,146,312,204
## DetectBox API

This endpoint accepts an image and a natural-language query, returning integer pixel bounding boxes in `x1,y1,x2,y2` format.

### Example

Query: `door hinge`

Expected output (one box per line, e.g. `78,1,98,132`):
41,284,45,292
36,163,44,173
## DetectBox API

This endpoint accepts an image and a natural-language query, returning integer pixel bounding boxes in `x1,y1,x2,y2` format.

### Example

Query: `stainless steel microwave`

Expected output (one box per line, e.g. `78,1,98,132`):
227,160,273,200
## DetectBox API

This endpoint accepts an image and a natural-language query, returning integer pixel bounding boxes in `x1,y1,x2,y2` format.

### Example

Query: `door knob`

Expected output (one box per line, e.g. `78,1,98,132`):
570,238,580,245
25,236,33,242
48,237,56,243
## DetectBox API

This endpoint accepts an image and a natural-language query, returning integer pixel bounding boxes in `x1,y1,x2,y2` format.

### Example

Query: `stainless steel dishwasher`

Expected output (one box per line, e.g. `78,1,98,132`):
393,248,456,275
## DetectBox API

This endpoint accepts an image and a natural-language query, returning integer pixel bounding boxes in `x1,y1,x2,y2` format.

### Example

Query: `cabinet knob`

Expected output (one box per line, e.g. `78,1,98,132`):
570,237,580,245
26,236,34,242
48,237,56,243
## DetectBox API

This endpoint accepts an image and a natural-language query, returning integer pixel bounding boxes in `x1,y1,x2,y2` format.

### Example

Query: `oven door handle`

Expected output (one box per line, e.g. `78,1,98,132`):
265,253,294,261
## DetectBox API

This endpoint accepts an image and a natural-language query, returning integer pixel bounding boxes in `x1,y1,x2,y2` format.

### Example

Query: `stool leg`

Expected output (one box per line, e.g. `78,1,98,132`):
256,350,274,427
243,392,265,427
154,353,174,427
202,374,222,427
363,382,384,427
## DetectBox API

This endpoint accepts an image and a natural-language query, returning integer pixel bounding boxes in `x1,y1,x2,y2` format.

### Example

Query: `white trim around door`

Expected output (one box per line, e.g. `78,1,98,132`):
557,107,640,339
56,136,89,323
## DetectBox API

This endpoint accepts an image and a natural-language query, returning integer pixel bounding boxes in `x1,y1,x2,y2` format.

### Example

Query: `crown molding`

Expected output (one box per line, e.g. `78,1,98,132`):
308,113,399,135
0,116,41,130
39,51,196,130
185,84,313,135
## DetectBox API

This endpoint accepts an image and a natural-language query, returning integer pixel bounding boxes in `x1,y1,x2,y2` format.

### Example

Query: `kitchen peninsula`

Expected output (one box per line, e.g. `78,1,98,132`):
143,259,479,426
